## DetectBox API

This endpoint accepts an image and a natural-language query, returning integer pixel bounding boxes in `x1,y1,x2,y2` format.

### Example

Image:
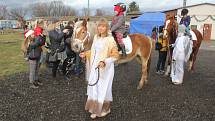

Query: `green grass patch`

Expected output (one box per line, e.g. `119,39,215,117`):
0,31,28,77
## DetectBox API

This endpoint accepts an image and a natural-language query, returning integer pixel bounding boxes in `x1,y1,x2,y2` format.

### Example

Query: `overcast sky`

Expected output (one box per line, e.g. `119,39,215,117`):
1,0,215,11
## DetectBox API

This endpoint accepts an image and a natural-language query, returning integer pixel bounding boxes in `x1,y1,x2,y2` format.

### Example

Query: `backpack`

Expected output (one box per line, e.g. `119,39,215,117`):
28,47,42,60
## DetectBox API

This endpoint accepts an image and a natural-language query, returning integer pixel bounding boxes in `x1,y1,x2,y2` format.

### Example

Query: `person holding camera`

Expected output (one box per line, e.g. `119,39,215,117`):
22,29,46,88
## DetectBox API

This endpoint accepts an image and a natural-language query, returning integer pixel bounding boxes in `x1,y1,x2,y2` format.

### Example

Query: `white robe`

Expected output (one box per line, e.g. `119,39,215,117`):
171,34,193,84
85,36,118,115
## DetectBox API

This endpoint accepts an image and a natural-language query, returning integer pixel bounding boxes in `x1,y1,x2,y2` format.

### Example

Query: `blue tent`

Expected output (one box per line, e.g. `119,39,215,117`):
129,12,165,36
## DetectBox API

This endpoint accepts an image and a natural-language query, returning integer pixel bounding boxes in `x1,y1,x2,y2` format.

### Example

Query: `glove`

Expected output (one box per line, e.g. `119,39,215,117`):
172,59,176,62
169,44,175,48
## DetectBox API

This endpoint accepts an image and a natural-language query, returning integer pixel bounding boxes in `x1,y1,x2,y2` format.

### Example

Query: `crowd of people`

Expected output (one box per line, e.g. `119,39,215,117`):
21,2,193,119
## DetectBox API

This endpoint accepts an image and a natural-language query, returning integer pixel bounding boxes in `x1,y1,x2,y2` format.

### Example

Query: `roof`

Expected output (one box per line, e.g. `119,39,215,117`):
163,2,215,12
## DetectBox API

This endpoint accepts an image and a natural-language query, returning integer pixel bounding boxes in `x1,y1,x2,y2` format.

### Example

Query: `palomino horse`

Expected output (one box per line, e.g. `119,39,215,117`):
71,19,96,52
164,18,203,74
71,19,153,90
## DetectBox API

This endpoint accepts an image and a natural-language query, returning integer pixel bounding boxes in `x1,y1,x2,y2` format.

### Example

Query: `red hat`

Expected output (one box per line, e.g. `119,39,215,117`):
114,5,121,13
34,27,43,37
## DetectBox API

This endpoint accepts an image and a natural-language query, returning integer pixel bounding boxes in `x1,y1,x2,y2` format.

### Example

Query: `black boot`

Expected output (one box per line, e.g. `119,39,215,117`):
121,46,127,57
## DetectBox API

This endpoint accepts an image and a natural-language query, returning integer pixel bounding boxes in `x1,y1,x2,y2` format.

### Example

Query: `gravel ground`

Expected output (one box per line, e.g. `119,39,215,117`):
0,49,215,121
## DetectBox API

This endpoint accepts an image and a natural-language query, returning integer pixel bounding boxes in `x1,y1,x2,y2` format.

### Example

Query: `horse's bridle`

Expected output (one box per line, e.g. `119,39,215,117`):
74,31,90,43
88,67,100,86
164,20,176,38
73,26,91,51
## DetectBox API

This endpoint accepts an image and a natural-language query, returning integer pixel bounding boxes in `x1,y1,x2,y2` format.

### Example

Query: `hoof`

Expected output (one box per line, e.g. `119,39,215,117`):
137,85,142,90
144,80,149,84
137,82,144,90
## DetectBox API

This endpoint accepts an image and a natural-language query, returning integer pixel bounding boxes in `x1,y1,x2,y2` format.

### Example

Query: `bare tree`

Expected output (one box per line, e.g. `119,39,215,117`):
32,3,49,17
95,9,105,16
8,7,27,28
0,5,8,19
32,1,77,17
82,8,90,16
49,1,64,17
63,6,77,16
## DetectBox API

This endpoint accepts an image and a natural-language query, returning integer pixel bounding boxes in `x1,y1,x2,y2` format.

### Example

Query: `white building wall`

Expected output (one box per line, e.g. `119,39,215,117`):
177,4,215,40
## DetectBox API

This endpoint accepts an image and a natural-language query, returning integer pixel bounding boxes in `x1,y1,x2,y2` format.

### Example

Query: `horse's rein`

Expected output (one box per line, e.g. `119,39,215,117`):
88,67,100,86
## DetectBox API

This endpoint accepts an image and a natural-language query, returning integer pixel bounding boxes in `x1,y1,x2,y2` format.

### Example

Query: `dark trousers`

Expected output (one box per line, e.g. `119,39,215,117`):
52,60,60,77
156,51,167,71
74,53,81,75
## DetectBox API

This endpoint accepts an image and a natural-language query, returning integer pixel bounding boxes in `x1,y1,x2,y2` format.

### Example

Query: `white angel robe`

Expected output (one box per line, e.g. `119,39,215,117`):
85,35,119,116
171,33,193,84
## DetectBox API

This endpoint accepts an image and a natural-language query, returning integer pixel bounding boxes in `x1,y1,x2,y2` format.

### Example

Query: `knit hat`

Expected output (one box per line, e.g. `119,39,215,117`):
24,30,34,39
114,3,126,12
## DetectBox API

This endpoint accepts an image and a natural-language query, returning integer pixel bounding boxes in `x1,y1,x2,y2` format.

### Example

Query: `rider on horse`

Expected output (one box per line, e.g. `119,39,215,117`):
180,8,192,39
111,3,127,57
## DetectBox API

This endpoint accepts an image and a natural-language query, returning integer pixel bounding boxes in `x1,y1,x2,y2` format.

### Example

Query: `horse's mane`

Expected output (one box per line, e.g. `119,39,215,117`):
74,21,83,29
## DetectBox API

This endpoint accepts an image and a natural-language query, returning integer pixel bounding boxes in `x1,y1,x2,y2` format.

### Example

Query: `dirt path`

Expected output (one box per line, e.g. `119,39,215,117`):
0,49,215,121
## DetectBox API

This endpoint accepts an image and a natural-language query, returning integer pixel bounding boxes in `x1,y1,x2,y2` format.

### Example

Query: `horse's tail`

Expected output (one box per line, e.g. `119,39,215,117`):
147,53,151,74
192,29,203,47
146,36,153,74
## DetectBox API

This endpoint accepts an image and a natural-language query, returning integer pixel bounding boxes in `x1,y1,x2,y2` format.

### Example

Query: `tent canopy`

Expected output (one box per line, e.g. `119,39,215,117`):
129,12,166,36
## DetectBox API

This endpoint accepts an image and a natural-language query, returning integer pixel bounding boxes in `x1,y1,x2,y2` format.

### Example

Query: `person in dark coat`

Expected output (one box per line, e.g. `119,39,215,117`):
48,19,69,78
23,30,45,88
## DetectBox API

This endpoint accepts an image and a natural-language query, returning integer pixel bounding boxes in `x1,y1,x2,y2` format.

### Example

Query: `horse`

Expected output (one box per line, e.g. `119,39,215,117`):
71,19,96,53
163,17,178,75
71,19,153,90
163,17,203,74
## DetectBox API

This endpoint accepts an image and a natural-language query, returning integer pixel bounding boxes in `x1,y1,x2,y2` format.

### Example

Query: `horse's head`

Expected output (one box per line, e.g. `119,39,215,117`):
71,19,90,53
71,19,96,53
163,17,178,44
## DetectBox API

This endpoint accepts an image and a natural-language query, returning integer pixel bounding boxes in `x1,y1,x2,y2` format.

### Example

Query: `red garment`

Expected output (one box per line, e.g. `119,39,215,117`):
34,27,43,37
24,29,29,39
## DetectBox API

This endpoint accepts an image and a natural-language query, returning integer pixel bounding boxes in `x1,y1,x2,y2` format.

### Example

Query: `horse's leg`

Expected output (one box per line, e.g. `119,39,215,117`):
165,48,173,76
137,59,148,90
135,55,142,65
188,52,194,71
191,47,199,71
165,55,171,76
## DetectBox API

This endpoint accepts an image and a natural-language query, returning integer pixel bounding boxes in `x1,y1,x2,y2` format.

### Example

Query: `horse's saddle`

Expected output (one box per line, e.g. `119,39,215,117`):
119,36,132,54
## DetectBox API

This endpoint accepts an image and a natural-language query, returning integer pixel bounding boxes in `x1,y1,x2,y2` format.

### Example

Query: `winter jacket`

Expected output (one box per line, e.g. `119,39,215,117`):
111,15,126,34
180,16,191,27
28,35,46,60
48,29,65,52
